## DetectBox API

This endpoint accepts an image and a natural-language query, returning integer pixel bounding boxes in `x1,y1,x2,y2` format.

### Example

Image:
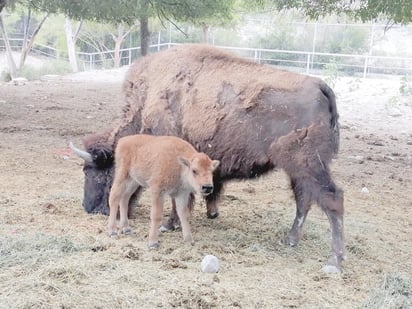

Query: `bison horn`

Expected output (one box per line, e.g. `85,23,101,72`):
69,142,93,163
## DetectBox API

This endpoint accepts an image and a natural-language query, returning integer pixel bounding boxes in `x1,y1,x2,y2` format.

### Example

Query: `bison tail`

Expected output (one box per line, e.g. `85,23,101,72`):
320,82,340,154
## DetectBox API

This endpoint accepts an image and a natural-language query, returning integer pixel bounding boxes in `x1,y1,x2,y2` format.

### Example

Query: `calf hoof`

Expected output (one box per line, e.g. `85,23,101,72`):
148,241,160,249
183,236,195,246
122,227,132,235
109,231,118,238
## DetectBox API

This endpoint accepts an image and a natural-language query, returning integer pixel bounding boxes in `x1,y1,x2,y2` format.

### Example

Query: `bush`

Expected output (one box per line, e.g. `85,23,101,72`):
0,70,12,82
399,75,412,96
18,60,71,80
323,59,340,88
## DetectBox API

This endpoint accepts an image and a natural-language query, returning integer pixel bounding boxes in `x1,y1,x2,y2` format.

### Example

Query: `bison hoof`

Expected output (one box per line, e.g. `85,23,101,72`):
159,225,173,233
281,236,298,247
159,223,180,233
148,241,160,249
122,227,132,235
322,255,344,273
322,264,341,273
207,211,219,219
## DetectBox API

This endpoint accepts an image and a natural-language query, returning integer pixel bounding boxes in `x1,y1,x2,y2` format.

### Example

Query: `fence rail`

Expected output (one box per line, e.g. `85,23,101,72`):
74,42,412,77
2,39,412,78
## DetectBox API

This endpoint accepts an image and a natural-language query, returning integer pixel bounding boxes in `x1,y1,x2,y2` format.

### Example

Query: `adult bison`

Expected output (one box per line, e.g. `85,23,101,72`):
71,44,345,272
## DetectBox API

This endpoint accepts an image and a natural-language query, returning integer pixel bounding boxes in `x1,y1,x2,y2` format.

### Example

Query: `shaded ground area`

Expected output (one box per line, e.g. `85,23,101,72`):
0,71,411,308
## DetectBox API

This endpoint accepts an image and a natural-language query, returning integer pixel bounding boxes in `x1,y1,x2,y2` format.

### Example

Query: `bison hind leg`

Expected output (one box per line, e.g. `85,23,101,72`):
282,177,313,247
319,184,345,273
309,171,345,272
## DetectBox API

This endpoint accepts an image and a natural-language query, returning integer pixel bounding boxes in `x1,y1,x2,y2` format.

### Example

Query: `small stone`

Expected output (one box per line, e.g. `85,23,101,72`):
11,77,28,86
349,155,364,164
387,107,402,117
361,187,369,193
201,255,220,273
40,74,61,81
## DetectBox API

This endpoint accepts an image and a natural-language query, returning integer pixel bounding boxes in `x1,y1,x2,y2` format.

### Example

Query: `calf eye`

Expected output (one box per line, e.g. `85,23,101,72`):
192,169,198,175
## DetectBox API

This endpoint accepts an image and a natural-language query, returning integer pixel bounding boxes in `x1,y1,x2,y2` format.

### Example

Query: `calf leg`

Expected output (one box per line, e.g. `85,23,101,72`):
118,183,140,234
175,193,195,245
148,192,164,249
160,193,195,232
161,180,222,231
108,181,123,236
282,177,312,246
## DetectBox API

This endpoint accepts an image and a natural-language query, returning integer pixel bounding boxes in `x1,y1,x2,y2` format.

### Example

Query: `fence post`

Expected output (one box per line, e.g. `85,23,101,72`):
306,54,310,74
363,56,368,78
364,23,375,78
310,23,318,73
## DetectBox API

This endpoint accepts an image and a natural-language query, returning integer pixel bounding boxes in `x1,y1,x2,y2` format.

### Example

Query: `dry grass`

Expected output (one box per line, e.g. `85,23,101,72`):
0,76,411,308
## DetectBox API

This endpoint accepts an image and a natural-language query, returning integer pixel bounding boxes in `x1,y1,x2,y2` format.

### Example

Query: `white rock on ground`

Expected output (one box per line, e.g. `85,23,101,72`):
201,255,220,273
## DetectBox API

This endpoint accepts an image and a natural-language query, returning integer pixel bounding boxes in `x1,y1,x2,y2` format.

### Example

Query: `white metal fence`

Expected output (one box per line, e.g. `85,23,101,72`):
73,42,412,78
2,38,412,78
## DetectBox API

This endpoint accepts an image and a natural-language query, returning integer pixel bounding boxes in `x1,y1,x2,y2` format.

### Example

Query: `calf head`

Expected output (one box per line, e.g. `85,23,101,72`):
70,141,114,214
178,153,220,196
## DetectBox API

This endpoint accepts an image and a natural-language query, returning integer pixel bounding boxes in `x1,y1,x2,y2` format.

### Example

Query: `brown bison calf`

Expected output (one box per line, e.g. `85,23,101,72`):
108,134,219,248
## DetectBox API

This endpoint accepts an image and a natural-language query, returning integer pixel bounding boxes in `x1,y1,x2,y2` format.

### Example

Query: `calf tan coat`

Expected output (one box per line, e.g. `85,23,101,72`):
108,134,219,247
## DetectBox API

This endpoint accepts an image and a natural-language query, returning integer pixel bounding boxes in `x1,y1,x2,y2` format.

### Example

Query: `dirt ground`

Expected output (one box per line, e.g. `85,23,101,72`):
0,69,411,308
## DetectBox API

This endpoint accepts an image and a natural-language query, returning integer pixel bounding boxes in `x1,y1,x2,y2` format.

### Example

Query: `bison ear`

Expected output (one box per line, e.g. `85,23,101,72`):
178,157,190,168
212,160,220,171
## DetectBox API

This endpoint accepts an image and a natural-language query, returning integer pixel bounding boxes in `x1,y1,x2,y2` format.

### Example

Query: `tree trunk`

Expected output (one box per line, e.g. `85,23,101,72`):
113,23,124,68
0,14,17,78
19,12,48,70
64,17,79,72
0,0,6,13
201,23,210,44
140,16,150,56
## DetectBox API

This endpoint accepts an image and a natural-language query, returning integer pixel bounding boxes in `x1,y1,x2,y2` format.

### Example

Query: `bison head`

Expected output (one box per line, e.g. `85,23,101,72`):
70,141,114,215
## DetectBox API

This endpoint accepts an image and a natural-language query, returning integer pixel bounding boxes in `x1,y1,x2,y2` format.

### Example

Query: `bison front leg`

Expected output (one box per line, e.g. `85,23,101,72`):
204,180,224,219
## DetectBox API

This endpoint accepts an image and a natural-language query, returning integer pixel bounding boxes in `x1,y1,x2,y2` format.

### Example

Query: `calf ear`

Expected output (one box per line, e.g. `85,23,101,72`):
212,160,220,171
178,157,190,168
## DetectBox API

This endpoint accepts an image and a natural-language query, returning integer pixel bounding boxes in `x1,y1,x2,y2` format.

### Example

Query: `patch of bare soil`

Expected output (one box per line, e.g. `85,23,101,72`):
0,71,411,308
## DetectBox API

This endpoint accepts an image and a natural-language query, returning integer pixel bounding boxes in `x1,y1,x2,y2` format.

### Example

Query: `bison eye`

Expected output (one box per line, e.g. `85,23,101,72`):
192,169,198,175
